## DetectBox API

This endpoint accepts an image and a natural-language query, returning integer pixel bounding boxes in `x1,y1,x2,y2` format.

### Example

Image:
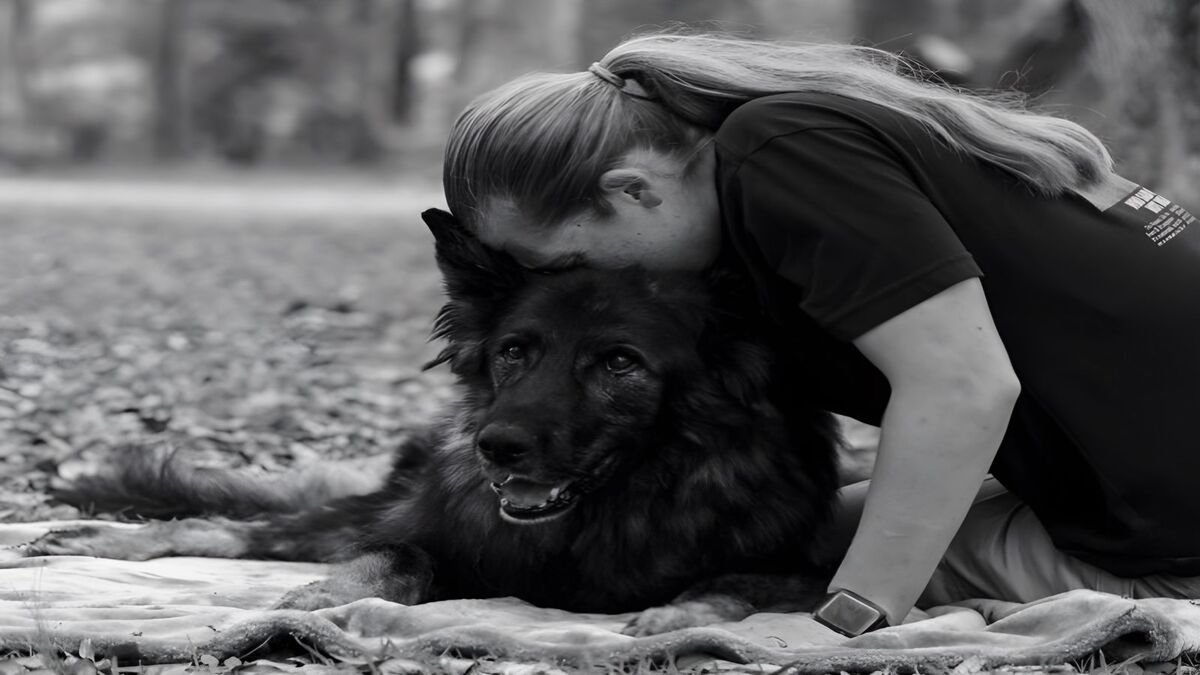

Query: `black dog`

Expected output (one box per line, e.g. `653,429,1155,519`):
30,209,841,633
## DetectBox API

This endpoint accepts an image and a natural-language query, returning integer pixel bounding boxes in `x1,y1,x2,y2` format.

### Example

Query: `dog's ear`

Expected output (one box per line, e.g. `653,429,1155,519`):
422,208,525,301
422,208,525,376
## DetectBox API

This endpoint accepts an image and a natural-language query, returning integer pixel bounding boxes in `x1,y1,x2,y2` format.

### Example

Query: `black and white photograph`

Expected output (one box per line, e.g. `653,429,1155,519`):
0,1,1198,673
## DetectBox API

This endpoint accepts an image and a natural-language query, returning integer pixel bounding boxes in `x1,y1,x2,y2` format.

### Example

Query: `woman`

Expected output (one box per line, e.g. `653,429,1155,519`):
440,32,1200,637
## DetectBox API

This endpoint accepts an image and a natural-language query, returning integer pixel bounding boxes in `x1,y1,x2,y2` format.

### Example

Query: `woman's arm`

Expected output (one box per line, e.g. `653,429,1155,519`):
833,277,1020,626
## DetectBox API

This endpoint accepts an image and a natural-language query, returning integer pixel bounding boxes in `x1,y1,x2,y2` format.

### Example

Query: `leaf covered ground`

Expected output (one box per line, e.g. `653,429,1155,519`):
0,171,455,522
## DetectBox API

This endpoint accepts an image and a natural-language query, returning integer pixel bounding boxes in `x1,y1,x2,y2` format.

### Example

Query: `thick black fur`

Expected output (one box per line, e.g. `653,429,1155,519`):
30,209,841,630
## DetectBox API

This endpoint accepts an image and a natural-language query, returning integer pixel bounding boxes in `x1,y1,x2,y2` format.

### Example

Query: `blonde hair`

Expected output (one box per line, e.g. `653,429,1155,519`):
444,32,1113,231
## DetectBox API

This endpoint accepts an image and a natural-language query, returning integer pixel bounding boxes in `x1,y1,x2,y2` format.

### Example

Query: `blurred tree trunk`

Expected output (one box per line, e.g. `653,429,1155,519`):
351,0,391,162
454,0,580,103
349,0,419,162
390,0,419,123
0,0,32,122
152,0,189,160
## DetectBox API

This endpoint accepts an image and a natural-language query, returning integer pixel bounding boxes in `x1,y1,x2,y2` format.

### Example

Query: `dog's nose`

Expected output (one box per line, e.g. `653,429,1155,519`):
477,423,536,464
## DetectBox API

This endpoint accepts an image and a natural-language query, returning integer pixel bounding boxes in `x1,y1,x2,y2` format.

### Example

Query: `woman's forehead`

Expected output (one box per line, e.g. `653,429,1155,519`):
476,199,591,269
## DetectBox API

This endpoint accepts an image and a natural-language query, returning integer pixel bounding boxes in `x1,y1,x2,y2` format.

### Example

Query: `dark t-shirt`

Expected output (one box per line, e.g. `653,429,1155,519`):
714,91,1200,577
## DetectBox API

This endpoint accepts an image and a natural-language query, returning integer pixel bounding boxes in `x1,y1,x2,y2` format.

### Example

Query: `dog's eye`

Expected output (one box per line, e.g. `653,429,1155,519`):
604,351,639,374
501,345,526,362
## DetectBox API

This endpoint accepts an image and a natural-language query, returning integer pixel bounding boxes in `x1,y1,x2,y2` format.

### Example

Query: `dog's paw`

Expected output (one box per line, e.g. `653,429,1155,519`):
622,594,758,637
25,526,159,560
622,599,743,637
274,551,434,612
273,578,377,612
623,604,698,636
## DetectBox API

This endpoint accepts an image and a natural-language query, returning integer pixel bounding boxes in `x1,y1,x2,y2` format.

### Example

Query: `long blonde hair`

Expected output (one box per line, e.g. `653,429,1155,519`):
444,32,1113,231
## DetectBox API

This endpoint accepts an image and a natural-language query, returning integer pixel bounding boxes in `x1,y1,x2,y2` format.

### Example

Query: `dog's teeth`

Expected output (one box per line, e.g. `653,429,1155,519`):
548,487,561,501
499,498,510,506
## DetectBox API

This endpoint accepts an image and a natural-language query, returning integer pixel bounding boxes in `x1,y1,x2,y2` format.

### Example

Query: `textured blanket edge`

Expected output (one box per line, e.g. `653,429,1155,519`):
0,600,1184,672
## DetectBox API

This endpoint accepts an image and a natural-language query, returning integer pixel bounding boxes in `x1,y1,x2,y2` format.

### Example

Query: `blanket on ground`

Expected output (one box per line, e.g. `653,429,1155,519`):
2,521,1199,673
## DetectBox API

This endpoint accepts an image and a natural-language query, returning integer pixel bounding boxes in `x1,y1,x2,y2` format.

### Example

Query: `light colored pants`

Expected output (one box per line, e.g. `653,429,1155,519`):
827,476,1200,606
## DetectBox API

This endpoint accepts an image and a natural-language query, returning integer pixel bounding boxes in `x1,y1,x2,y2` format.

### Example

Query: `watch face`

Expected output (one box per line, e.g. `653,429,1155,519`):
818,592,884,636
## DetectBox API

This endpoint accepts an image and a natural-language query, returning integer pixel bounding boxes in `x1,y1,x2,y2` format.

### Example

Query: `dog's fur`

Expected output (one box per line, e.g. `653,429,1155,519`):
29,209,841,632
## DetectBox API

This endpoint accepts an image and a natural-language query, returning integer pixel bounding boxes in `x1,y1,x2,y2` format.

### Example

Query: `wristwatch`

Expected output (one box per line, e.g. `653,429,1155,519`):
812,589,890,637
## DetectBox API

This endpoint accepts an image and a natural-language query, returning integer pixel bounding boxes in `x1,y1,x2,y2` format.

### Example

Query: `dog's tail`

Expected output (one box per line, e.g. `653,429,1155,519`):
52,444,390,520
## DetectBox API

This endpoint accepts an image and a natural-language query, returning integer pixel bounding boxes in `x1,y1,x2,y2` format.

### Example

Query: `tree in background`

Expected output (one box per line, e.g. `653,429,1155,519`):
0,0,69,164
390,0,420,123
182,0,386,163
1,0,1197,201
1,0,425,166
0,0,32,122
151,0,188,160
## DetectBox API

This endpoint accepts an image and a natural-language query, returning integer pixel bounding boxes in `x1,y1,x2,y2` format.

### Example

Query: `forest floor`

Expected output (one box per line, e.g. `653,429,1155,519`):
0,167,456,523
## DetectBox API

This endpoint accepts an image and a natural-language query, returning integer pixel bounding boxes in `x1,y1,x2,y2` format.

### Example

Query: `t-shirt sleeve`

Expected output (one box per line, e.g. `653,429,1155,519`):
722,126,983,340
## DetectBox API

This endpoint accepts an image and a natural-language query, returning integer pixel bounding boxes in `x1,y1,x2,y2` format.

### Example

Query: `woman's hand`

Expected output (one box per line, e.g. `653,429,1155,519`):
834,277,1020,627
722,611,848,648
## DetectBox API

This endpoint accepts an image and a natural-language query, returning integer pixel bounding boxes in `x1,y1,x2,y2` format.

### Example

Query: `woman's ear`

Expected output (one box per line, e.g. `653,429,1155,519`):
598,168,663,208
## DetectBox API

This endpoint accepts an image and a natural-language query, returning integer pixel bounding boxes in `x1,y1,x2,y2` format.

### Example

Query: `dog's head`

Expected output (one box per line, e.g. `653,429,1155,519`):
423,208,776,525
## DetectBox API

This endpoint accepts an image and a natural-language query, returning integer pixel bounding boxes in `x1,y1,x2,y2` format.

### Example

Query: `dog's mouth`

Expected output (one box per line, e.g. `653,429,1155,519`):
490,476,578,524
489,457,620,525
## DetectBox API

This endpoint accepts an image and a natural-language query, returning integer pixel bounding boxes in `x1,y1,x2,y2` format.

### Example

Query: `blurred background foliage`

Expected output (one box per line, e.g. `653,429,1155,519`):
0,0,1196,201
